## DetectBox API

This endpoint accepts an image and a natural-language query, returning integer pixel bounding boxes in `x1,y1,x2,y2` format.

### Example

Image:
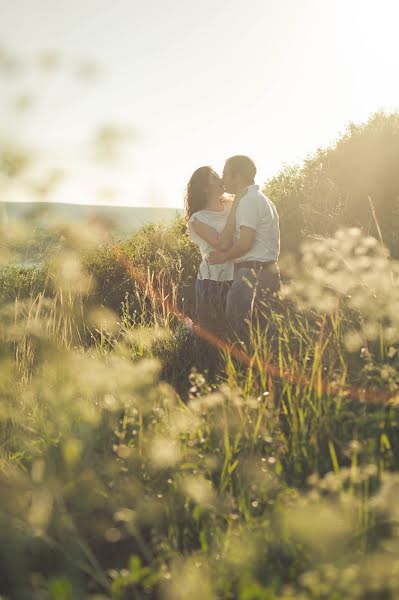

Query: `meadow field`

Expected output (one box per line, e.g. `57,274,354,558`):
1,113,399,599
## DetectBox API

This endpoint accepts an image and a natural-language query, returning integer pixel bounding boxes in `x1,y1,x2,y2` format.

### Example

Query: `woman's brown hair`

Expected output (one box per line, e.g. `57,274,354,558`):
184,166,216,220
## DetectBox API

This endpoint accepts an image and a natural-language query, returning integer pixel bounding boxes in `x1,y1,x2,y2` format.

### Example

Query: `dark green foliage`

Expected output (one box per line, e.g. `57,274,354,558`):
122,216,200,315
0,264,49,302
82,215,200,317
81,242,135,312
154,326,224,398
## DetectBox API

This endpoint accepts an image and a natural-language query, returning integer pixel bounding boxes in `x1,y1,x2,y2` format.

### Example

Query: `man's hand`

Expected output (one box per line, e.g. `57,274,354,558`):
208,249,228,264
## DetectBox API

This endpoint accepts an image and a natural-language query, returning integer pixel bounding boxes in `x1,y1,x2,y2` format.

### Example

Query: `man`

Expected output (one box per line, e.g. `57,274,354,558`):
208,155,280,337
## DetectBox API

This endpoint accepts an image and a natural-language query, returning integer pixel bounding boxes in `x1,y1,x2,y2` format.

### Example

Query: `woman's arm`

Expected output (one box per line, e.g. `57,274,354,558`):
191,218,221,247
190,195,240,249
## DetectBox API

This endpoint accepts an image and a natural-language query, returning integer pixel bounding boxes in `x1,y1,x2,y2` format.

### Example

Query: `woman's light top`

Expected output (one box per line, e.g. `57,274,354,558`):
188,206,235,281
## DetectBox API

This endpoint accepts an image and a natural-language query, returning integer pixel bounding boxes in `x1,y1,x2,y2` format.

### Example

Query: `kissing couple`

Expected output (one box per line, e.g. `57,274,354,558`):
185,155,280,342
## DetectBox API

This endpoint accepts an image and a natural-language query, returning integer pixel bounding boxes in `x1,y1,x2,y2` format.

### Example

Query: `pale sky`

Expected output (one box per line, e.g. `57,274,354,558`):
1,0,399,207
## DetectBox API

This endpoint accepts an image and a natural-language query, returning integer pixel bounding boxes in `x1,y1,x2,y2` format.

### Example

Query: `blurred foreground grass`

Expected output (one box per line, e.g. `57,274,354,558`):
1,215,399,600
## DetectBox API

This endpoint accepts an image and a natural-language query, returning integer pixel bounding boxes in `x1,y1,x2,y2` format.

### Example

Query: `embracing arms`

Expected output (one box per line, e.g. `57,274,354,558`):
208,226,256,264
191,218,221,248
208,193,259,264
190,196,240,250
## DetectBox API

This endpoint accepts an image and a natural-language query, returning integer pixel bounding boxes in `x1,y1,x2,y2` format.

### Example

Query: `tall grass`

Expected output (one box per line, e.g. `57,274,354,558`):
1,219,399,599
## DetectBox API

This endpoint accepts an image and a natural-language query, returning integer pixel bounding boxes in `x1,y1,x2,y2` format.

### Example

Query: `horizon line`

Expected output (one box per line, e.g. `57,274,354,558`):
1,199,184,210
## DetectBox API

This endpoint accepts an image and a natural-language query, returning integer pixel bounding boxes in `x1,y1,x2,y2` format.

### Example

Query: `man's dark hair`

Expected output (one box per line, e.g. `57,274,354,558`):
225,155,257,183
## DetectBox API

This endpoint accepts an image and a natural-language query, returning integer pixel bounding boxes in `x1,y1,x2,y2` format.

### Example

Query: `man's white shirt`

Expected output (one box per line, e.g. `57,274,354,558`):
234,184,280,264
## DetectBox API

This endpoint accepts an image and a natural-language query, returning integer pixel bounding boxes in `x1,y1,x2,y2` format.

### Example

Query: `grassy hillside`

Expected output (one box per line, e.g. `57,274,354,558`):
1,113,399,599
2,217,399,599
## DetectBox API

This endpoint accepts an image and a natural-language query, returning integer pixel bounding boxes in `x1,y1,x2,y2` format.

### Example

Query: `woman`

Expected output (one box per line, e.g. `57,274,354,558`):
185,166,238,335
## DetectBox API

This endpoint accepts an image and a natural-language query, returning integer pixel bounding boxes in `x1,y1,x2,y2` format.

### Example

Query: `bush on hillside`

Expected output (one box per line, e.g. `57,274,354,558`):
123,216,200,313
82,215,200,317
265,111,399,257
0,264,49,303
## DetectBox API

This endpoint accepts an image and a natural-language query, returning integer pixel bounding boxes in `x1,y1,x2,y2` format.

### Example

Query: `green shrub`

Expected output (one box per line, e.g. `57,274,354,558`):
122,216,200,314
81,216,200,318
0,264,49,302
265,111,399,257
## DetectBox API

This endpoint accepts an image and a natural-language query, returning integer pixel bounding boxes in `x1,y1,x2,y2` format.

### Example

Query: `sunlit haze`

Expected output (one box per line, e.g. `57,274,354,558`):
1,0,399,207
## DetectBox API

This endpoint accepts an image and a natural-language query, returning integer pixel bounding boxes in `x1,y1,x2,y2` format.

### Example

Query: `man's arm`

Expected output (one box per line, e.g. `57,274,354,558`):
217,196,240,250
209,192,258,263
208,226,255,264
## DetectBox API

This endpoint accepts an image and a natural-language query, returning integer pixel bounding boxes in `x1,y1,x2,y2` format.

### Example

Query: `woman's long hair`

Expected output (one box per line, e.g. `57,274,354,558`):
184,166,215,220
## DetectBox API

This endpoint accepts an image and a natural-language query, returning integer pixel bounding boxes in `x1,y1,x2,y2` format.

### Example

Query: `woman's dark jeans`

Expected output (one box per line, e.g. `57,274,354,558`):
195,279,232,337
